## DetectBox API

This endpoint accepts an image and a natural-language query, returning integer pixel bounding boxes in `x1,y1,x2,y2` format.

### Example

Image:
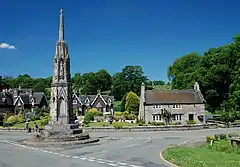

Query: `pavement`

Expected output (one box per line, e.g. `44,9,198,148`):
0,128,240,167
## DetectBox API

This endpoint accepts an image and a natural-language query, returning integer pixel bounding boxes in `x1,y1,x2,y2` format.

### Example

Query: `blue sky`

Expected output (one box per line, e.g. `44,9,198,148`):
0,0,239,82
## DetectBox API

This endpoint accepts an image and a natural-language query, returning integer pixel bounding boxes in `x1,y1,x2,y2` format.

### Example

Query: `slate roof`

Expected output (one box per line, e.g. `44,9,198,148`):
0,92,13,106
0,88,46,106
14,92,45,105
73,93,114,105
145,89,205,104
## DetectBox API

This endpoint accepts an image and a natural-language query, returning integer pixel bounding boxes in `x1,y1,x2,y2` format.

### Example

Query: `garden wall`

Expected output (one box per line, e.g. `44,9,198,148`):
82,123,217,132
0,124,217,132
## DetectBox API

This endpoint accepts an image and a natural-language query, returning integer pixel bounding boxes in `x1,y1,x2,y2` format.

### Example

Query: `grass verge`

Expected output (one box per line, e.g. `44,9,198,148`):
9,119,43,128
163,140,240,167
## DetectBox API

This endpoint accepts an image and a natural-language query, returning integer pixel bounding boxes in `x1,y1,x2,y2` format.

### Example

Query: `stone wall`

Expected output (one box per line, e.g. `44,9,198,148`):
144,103,205,124
82,123,216,132
0,124,216,132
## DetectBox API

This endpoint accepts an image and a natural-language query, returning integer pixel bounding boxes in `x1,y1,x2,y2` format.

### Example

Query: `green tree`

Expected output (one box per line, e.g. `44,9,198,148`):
120,93,127,112
162,108,172,125
125,91,140,116
111,66,148,100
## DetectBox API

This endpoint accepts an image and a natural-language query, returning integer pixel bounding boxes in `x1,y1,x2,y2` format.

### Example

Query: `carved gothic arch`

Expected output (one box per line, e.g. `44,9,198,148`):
58,88,68,101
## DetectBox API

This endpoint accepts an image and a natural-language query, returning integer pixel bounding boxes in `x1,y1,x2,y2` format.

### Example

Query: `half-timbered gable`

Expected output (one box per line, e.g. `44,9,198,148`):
0,88,48,113
72,93,114,116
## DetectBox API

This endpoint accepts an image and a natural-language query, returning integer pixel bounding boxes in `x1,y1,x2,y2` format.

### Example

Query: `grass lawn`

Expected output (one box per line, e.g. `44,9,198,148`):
88,121,139,127
163,140,240,167
10,119,43,128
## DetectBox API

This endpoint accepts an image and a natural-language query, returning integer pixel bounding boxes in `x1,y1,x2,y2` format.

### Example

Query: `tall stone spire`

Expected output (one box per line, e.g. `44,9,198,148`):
59,9,64,41
49,9,73,125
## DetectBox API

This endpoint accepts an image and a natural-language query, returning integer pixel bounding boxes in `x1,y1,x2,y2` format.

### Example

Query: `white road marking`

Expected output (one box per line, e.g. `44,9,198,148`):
0,139,144,167
107,163,118,166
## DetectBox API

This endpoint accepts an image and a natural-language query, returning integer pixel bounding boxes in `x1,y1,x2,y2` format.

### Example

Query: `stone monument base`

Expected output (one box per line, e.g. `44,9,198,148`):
23,123,99,147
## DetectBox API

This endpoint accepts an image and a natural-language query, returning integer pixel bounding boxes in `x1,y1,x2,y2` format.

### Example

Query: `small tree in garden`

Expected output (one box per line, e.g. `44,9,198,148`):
120,93,127,112
162,108,172,125
125,91,140,116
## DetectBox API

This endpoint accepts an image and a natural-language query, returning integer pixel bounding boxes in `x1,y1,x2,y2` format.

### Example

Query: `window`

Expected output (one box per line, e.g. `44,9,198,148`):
173,104,181,109
73,100,77,104
172,114,182,121
153,105,163,109
152,114,161,121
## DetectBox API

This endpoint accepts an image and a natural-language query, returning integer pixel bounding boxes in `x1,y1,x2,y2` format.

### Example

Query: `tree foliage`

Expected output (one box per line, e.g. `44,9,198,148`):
125,91,140,116
168,34,240,113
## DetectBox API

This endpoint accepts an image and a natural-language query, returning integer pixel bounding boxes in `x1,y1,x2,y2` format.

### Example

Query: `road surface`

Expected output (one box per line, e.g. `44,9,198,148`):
0,128,239,167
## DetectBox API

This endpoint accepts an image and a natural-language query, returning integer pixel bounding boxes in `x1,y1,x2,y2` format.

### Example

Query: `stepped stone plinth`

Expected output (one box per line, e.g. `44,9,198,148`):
23,9,99,147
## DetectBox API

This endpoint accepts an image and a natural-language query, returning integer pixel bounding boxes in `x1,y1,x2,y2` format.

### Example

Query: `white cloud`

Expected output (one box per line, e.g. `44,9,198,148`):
0,42,17,49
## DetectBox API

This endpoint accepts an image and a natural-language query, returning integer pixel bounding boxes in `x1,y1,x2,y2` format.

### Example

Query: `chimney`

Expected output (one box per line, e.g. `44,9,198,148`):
194,82,200,92
138,83,145,121
29,89,33,97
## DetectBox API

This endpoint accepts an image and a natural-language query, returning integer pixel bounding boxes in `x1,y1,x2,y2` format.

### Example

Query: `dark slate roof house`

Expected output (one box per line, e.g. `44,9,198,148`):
0,87,48,113
72,92,114,115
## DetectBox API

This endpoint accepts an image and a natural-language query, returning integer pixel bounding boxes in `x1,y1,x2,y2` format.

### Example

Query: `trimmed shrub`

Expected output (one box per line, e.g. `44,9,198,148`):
113,122,123,129
186,120,196,125
151,122,165,126
7,115,19,125
138,120,145,126
114,112,123,116
88,108,103,116
219,133,227,140
206,136,215,142
17,114,25,123
214,134,220,141
40,115,50,127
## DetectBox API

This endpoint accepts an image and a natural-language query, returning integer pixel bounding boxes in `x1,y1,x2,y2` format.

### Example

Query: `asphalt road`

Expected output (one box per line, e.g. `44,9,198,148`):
0,128,240,167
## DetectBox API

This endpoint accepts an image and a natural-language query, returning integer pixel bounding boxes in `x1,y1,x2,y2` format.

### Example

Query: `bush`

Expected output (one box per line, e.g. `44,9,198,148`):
228,132,240,138
138,120,145,126
7,115,19,125
186,120,196,125
219,133,227,140
0,114,4,126
113,122,123,129
151,122,165,126
40,115,50,127
88,108,103,116
17,114,25,123
114,112,123,116
206,136,215,142
214,134,220,141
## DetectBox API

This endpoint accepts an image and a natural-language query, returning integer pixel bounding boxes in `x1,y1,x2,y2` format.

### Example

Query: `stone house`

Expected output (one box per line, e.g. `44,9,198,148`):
0,87,48,113
138,82,205,124
72,92,114,116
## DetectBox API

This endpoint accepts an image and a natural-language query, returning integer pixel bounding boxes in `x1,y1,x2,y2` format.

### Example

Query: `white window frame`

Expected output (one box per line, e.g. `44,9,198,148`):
173,104,182,109
153,105,163,109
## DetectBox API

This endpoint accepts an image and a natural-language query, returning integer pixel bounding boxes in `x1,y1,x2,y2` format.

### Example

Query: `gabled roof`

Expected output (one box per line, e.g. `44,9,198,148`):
0,92,13,106
145,89,205,104
13,92,46,105
73,93,114,106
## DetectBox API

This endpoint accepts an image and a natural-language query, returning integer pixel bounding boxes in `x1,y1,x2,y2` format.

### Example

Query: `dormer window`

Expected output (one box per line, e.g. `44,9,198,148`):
108,99,112,105
73,100,77,104
85,98,90,104
2,98,6,102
